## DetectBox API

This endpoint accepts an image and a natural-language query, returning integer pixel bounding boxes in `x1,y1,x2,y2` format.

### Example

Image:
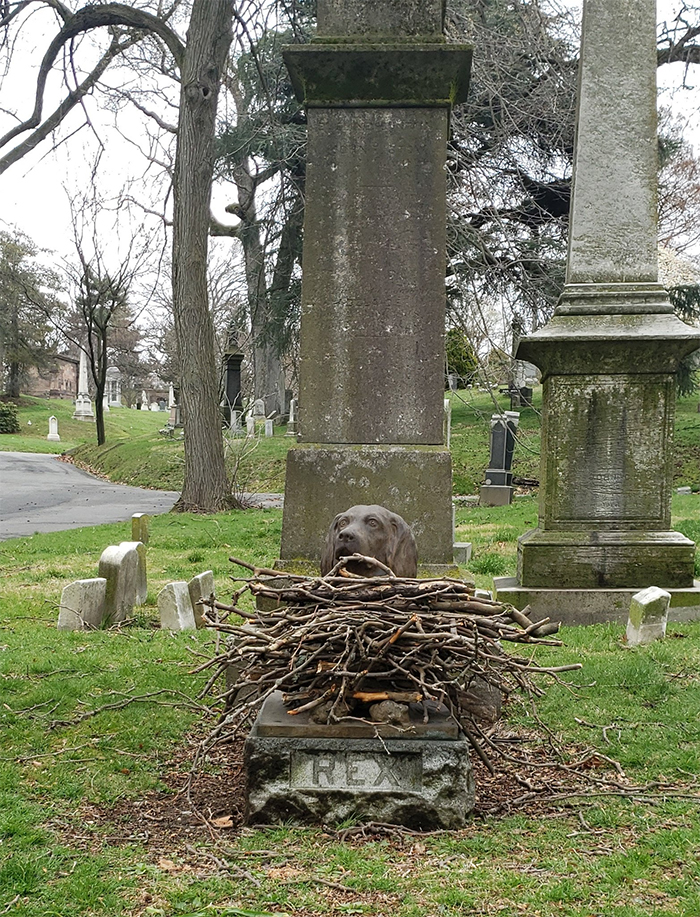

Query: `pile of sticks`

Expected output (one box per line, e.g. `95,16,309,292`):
197,555,581,767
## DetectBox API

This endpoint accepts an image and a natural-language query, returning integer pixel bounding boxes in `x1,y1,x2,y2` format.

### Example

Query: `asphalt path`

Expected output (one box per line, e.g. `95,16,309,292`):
0,452,180,541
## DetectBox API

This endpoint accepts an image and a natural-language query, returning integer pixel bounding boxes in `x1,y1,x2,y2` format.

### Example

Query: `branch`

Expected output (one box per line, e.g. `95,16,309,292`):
0,2,185,154
209,215,242,238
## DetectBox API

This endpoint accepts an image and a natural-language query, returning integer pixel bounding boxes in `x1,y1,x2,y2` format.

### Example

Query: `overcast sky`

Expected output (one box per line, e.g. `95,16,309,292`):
0,0,697,269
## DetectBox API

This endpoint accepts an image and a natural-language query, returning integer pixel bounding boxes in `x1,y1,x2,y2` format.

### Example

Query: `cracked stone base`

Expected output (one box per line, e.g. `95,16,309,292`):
244,695,474,829
279,444,455,567
494,576,700,626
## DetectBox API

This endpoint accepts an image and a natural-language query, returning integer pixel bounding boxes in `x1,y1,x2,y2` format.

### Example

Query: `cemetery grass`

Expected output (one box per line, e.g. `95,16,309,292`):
5,390,700,495
1,503,700,916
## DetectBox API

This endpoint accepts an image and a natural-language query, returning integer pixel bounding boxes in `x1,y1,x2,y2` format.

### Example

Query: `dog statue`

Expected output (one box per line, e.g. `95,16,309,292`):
320,504,418,578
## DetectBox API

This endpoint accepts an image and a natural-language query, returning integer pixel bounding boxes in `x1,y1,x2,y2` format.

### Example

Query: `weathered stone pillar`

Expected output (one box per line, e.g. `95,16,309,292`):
279,0,472,570
496,0,700,623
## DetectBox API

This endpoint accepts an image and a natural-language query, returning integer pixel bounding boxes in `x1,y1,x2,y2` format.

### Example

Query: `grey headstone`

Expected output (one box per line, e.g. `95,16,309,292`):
626,586,671,646
453,542,472,565
187,570,215,628
264,418,274,438
57,578,107,631
47,415,60,442
98,541,147,624
158,582,196,631
131,512,150,544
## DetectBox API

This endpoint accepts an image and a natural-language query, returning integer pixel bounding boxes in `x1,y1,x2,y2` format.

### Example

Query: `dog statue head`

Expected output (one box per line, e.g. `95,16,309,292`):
320,504,418,578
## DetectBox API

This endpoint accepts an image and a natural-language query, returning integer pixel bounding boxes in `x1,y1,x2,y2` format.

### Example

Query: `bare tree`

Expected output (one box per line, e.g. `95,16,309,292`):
0,0,237,511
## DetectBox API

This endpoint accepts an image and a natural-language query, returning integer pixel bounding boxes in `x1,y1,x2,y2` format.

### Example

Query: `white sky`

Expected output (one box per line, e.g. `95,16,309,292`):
0,0,698,271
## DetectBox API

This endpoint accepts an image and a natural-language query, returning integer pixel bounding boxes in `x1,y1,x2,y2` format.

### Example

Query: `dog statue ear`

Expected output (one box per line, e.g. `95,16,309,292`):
387,516,418,578
320,515,339,576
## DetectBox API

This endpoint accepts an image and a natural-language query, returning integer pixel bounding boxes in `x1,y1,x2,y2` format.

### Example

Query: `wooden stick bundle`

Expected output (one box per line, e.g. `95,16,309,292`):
196,556,581,767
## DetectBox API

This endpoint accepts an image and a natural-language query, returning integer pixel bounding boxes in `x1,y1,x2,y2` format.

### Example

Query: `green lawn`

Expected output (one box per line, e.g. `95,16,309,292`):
0,391,699,916
0,501,699,917
4,389,699,495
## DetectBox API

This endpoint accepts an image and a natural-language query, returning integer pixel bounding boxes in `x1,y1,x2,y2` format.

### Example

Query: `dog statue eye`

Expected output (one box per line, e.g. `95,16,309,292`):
366,518,378,528
338,517,349,529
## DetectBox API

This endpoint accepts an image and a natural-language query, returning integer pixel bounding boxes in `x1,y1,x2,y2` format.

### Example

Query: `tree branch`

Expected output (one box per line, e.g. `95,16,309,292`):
0,2,185,154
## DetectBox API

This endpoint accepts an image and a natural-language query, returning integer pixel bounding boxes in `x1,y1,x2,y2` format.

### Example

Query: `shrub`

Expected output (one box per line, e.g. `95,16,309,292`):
0,403,20,434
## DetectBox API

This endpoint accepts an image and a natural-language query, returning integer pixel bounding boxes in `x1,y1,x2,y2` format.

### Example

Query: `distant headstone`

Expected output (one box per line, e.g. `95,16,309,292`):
285,397,298,437
246,415,256,436
141,390,149,409
131,513,150,544
626,586,671,646
264,418,274,438
453,542,472,565
443,398,451,448
252,398,266,418
480,412,520,506
158,582,197,631
57,578,107,631
98,541,147,623
188,570,215,628
676,487,692,495
47,415,60,442
150,403,160,412
73,349,95,421
168,383,176,409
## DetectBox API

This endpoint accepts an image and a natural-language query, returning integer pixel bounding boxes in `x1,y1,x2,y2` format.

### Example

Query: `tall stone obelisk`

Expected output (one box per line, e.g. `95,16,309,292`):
73,349,94,422
278,0,472,569
496,0,700,622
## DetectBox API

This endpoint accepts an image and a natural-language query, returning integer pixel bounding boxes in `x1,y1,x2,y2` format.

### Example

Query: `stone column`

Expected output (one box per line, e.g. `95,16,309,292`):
279,0,471,570
496,0,700,622
73,348,94,421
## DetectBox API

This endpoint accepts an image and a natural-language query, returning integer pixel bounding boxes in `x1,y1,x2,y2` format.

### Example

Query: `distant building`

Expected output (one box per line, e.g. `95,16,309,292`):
25,354,79,400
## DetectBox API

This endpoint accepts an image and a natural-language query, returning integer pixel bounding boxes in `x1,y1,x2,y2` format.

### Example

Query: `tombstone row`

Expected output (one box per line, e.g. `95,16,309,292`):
57,531,214,633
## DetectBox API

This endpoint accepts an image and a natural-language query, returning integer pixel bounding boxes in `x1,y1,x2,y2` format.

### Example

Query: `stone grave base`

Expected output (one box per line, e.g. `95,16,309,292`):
494,576,700,626
244,692,474,830
279,444,456,571
479,485,514,506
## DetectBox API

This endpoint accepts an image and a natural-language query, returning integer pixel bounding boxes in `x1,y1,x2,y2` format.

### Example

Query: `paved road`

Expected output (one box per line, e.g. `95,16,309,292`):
0,452,181,541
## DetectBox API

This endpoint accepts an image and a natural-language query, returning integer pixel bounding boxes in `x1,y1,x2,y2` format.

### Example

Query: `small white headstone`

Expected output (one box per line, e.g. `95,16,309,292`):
626,586,671,646
264,418,274,437
444,398,452,447
98,541,147,623
159,582,196,631
252,398,266,418
246,415,256,436
188,570,215,628
57,578,107,631
47,415,60,442
453,542,472,565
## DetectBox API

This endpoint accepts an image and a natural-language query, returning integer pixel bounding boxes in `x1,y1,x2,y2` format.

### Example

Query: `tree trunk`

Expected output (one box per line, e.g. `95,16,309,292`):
172,0,234,512
6,361,20,398
232,158,287,418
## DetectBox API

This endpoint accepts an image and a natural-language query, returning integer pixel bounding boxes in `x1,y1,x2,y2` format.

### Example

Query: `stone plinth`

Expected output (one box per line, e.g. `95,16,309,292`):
494,576,700,627
244,693,474,829
479,485,514,507
278,0,471,571
280,444,454,568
